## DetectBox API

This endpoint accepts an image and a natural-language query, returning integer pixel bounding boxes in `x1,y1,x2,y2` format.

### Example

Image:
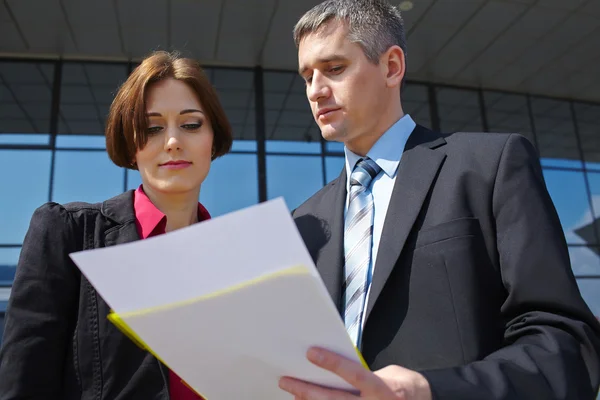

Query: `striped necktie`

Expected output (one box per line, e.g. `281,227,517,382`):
343,157,382,346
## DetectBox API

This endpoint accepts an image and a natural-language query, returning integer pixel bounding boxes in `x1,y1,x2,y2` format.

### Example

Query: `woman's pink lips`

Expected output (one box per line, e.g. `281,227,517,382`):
160,161,192,170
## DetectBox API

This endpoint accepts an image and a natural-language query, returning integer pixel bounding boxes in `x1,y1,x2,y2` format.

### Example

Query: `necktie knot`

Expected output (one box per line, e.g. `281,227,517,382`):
350,158,381,189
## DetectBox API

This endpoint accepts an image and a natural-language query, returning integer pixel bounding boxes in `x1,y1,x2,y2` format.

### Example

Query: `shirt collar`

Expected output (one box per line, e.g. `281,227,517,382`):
133,185,211,239
344,114,416,180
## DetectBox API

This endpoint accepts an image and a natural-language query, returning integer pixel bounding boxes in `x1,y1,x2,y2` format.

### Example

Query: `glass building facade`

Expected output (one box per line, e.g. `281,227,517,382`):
1,58,600,337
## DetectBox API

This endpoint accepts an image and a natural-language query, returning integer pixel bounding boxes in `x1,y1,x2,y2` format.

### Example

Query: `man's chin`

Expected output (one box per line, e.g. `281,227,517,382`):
320,127,344,143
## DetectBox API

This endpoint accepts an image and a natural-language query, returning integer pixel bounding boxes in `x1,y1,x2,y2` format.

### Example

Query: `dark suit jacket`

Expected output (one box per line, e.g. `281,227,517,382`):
0,192,171,399
292,125,600,399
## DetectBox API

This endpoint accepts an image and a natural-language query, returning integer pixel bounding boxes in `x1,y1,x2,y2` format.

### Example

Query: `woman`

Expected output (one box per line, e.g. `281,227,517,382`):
0,51,232,399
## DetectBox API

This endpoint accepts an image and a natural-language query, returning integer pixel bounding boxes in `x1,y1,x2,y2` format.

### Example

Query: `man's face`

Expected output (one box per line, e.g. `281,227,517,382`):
298,21,389,150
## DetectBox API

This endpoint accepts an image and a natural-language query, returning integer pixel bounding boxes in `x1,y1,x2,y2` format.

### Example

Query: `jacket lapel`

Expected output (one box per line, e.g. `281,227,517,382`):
364,126,447,324
314,170,348,314
100,190,140,247
98,189,171,388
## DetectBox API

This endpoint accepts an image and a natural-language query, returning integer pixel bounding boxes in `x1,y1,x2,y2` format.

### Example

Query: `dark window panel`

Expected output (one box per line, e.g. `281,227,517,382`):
284,93,310,111
543,169,594,245
263,72,319,145
263,71,295,93
0,61,54,137
436,87,484,133
0,150,52,245
574,103,600,171
0,103,22,118
403,83,432,129
265,110,280,126
531,97,582,168
58,63,128,135
483,91,535,146
0,119,37,133
218,89,253,109
265,92,287,109
211,69,253,91
0,62,53,85
207,69,256,142
59,120,103,136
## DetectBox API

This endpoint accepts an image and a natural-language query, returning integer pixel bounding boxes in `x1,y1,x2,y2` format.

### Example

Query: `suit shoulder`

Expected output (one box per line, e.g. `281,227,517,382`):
29,200,102,235
444,131,521,145
292,179,341,217
442,132,535,158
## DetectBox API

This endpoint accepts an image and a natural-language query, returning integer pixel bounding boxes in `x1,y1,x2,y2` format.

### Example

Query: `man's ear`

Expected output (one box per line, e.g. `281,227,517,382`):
382,45,405,89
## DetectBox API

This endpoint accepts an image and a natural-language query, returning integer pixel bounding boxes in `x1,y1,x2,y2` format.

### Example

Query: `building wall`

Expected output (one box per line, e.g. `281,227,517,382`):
1,58,600,338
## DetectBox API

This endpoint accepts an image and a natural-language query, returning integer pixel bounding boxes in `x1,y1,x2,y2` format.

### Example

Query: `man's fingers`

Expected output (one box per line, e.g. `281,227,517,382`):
306,347,388,396
279,376,357,400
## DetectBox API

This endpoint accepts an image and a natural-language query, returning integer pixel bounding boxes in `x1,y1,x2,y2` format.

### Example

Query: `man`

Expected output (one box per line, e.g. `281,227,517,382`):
278,0,600,399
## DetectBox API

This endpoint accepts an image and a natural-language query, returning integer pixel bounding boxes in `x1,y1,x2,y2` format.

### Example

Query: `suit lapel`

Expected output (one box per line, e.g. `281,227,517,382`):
315,170,348,314
99,190,171,388
364,126,447,324
100,190,140,246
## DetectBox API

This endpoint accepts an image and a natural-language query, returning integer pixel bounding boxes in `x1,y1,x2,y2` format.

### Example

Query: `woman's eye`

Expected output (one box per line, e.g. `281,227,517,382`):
182,123,202,130
147,126,162,134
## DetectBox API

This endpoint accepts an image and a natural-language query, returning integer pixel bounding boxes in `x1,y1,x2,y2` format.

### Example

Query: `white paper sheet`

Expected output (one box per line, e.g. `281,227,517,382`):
69,197,364,399
121,266,361,399
70,197,320,313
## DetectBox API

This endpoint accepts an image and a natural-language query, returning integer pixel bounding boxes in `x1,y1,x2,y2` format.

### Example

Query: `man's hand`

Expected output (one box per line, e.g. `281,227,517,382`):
278,347,432,399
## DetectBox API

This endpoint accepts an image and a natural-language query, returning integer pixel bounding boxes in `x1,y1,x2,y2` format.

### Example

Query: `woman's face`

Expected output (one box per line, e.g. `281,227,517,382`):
134,78,214,197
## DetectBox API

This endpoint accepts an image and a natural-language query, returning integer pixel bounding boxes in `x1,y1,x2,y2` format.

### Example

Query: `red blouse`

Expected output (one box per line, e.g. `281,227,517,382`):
133,185,209,400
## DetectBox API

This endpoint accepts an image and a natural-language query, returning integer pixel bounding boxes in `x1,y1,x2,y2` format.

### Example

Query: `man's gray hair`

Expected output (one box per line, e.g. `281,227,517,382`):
293,0,407,66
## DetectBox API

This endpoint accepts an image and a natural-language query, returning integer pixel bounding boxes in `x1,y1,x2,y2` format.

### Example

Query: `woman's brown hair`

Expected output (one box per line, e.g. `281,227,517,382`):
105,51,232,169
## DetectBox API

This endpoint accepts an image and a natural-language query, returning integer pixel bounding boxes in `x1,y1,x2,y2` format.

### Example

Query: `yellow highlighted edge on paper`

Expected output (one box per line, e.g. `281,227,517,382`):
107,264,370,374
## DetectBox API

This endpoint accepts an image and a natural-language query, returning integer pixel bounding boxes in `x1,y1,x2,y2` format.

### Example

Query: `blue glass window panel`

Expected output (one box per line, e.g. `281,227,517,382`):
0,134,49,145
52,151,124,204
0,150,51,244
576,278,600,320
326,141,345,153
230,140,257,152
56,135,106,149
569,246,600,277
325,156,345,183
266,141,321,154
0,247,20,286
531,97,582,169
201,154,259,217
542,169,591,245
267,155,323,211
